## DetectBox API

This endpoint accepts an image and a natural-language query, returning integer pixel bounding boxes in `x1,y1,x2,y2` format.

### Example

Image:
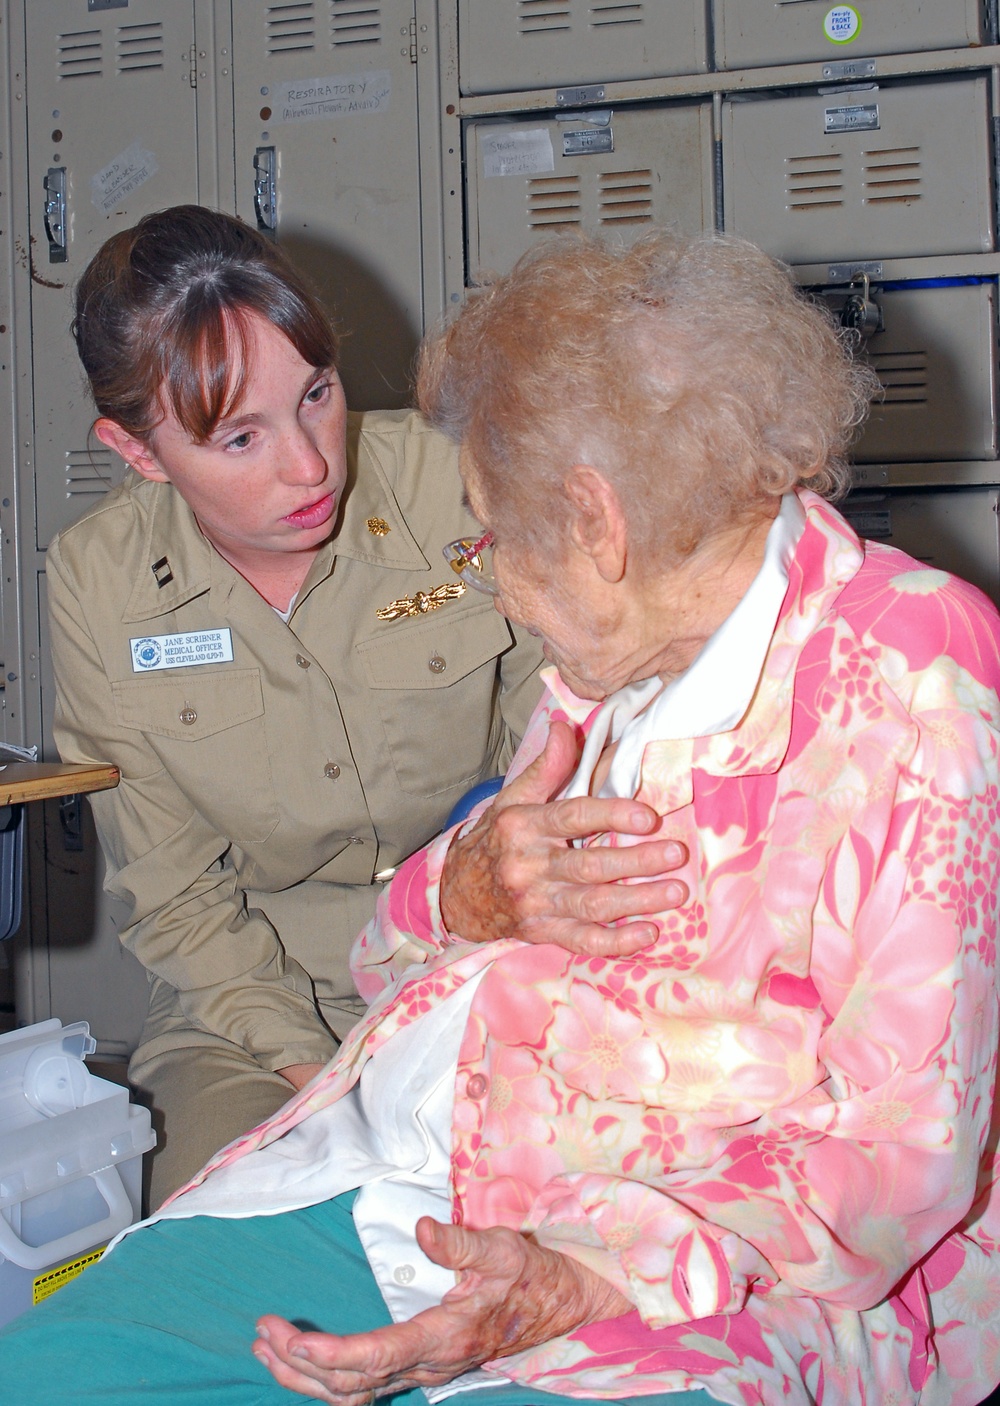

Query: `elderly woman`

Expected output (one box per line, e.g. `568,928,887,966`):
2,232,1000,1406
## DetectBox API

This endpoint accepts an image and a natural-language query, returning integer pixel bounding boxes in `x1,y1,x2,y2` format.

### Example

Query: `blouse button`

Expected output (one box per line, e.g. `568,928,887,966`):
428,654,446,674
179,707,197,726
465,1073,489,1100
296,654,311,669
393,1264,416,1285
324,762,341,779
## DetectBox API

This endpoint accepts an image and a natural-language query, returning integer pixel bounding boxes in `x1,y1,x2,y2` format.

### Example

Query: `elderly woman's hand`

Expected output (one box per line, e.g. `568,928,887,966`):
253,1216,631,1404
439,720,688,955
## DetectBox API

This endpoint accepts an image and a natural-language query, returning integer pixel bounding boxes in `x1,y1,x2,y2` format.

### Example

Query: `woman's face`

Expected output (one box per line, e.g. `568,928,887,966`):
116,312,348,571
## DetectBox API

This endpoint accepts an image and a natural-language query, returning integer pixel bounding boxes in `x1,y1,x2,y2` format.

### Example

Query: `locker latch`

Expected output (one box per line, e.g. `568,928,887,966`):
253,147,277,232
43,168,68,264
840,272,882,339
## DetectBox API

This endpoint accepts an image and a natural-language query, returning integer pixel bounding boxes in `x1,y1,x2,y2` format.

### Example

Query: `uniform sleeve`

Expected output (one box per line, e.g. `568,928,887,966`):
350,691,556,1001
47,539,338,1071
494,622,547,771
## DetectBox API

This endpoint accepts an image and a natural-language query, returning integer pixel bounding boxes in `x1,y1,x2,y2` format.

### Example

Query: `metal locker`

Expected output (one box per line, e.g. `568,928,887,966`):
722,76,994,266
458,0,709,97
24,0,209,552
816,279,997,463
14,0,217,1056
231,0,427,410
715,0,988,73
841,487,1000,605
465,103,715,286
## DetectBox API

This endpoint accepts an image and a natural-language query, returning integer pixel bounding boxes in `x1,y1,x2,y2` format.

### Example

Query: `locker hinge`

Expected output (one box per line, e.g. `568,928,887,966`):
408,16,417,63
188,43,198,89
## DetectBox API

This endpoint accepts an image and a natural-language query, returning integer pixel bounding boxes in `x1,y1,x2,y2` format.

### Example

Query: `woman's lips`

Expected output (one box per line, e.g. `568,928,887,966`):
284,493,335,530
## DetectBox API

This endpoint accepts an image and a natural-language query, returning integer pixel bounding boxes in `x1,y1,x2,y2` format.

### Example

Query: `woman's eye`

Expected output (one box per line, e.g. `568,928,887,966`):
225,431,253,451
304,380,331,406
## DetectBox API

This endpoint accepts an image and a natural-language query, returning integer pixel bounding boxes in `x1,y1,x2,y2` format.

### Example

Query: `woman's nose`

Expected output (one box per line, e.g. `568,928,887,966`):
282,428,328,485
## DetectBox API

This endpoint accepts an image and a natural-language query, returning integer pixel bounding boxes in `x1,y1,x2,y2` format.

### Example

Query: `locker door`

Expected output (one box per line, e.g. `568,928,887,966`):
722,76,994,266
16,0,209,1055
466,104,715,285
232,0,424,410
25,0,205,551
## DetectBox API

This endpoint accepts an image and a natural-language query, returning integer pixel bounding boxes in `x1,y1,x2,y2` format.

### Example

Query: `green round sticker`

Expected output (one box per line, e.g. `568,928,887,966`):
824,5,862,43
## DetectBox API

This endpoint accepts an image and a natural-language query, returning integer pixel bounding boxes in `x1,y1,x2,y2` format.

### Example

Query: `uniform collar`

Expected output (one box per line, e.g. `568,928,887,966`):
120,413,432,624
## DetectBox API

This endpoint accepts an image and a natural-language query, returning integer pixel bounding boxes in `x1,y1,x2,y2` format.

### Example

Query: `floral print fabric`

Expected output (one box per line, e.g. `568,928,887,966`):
170,493,1000,1406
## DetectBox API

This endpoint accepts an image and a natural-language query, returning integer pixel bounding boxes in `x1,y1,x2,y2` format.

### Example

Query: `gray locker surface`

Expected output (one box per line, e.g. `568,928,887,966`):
458,0,709,97
817,281,997,463
232,0,426,410
715,0,987,72
466,103,715,285
842,486,1000,604
25,1,206,552
722,76,994,266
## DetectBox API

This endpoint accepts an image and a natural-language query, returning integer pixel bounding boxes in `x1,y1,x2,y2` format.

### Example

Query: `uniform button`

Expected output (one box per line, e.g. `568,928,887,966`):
393,1264,416,1285
428,654,446,674
465,1073,489,1100
348,836,364,845
296,654,311,669
179,707,197,726
324,762,341,779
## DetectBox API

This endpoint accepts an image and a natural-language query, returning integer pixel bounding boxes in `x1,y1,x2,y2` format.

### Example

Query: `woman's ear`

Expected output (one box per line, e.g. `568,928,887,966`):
93,418,169,483
564,465,627,584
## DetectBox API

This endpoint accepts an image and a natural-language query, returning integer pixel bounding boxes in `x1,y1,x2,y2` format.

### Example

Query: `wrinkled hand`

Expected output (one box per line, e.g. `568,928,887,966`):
440,719,688,955
253,1217,631,1404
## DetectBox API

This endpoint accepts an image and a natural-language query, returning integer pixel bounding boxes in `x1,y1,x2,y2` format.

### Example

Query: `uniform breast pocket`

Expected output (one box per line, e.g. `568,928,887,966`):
112,669,279,845
356,603,515,797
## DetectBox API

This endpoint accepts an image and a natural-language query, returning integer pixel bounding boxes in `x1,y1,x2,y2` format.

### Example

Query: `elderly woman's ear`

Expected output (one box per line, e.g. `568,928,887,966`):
564,465,628,584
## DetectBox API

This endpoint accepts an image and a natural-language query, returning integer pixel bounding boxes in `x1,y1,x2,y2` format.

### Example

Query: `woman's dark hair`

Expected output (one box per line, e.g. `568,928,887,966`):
73,204,339,442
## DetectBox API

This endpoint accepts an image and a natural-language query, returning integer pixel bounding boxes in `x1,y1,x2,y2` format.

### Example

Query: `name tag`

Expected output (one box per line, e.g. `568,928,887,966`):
130,629,234,672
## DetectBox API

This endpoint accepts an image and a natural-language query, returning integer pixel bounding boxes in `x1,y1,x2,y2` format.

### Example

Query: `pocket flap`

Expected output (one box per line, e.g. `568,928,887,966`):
112,669,265,741
356,601,513,691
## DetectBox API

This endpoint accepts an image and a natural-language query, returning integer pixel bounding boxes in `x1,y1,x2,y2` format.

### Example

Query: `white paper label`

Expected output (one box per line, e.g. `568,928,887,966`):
91,142,158,214
824,5,861,43
271,71,391,123
130,629,235,673
481,128,555,178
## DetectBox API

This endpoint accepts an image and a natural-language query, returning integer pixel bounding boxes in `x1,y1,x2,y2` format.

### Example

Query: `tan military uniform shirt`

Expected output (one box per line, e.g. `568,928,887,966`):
47,411,544,1071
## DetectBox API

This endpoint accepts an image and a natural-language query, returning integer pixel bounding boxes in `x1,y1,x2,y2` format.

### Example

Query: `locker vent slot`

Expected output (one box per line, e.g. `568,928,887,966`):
591,2,643,25
57,30,103,81
869,350,929,405
785,154,845,211
267,2,317,55
331,1,382,47
65,452,117,499
519,1,572,35
116,23,164,75
599,169,654,225
528,175,581,229
863,146,922,205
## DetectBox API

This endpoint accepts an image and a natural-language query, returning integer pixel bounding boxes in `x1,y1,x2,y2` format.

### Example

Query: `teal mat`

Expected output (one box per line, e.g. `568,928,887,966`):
0,1193,724,1406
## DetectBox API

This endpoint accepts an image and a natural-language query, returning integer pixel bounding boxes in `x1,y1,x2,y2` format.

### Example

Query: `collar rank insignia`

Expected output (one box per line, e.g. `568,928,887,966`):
367,517,391,536
151,555,174,588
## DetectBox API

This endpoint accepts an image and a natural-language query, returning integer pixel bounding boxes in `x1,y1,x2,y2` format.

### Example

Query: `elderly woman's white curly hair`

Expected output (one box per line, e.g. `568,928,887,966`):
417,231,877,569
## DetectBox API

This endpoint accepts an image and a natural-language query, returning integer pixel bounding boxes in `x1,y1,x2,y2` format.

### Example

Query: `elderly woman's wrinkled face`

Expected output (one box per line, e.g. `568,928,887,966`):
464,472,631,702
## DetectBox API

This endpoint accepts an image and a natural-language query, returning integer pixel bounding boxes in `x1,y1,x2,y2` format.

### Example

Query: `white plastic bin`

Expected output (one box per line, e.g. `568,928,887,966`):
0,1019,155,1327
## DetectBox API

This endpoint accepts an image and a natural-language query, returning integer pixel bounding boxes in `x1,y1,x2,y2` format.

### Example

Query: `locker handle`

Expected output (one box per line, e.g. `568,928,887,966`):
43,168,68,264
253,147,277,233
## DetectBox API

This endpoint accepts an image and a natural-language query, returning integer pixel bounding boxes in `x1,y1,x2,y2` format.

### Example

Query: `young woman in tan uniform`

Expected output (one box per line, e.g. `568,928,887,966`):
54,207,686,1204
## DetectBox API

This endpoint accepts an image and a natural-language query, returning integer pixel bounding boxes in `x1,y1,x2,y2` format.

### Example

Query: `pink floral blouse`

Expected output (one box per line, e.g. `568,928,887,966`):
172,492,1000,1406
